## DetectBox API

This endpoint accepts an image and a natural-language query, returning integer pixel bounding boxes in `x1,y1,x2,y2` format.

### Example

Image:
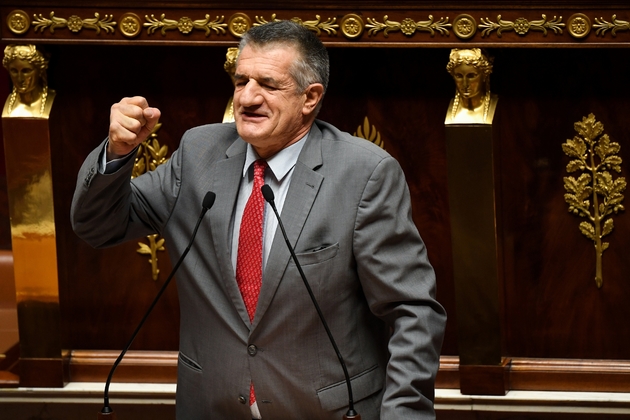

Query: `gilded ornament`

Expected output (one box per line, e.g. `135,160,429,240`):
144,14,227,36
594,15,630,37
453,14,477,40
228,13,251,38
479,14,564,38
366,15,450,38
340,14,364,39
562,114,626,289
354,116,384,149
255,14,338,36
567,13,591,39
7,10,31,35
33,12,116,35
132,123,170,281
120,13,142,38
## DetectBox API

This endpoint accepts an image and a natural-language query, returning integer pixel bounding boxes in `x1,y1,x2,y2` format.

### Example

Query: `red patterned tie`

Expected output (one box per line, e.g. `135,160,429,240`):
235,159,267,407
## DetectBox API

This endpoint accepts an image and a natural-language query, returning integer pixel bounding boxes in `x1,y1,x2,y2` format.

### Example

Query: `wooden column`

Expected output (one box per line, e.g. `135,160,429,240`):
445,124,509,395
2,116,68,387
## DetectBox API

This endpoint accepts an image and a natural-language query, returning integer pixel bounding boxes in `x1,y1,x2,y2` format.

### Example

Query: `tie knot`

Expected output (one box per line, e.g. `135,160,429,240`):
253,159,267,181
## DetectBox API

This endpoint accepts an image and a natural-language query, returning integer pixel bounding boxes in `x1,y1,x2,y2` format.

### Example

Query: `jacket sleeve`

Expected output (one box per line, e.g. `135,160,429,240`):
71,138,182,248
353,155,447,419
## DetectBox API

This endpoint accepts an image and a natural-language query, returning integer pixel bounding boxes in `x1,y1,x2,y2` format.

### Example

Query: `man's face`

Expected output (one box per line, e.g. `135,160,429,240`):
233,44,312,158
8,58,39,94
453,63,483,99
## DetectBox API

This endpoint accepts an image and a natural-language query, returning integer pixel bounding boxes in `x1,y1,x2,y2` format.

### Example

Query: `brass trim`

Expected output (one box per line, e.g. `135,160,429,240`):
144,14,227,36
119,13,142,38
254,14,339,36
33,12,116,34
567,13,591,39
562,113,626,289
479,14,564,37
366,15,451,37
453,14,477,40
340,13,364,39
7,10,31,35
594,14,630,37
228,12,251,38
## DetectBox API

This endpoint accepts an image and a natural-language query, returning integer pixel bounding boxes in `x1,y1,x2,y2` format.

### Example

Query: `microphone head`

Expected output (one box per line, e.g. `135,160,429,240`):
261,184,275,203
202,191,216,210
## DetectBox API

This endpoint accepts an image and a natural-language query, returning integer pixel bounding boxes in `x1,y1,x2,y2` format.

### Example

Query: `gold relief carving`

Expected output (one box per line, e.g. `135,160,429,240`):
453,14,477,40
479,14,564,37
119,13,142,38
228,12,252,38
567,13,591,39
132,123,170,281
255,14,339,36
33,12,116,34
594,15,630,37
137,234,166,281
354,116,384,149
562,114,626,289
340,14,364,39
7,10,31,35
366,15,450,38
144,14,227,36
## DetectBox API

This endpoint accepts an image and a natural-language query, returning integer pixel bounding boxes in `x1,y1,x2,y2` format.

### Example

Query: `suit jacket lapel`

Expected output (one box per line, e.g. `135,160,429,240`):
253,123,325,329
210,138,254,327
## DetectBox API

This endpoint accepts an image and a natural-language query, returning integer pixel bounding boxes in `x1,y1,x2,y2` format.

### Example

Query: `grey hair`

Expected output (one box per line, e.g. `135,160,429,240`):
238,20,330,97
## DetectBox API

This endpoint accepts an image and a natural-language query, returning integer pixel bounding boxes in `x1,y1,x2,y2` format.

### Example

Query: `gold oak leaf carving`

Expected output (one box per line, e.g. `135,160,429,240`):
479,14,564,38
33,12,116,34
133,123,171,281
354,116,384,149
593,15,630,37
366,15,450,38
562,113,626,289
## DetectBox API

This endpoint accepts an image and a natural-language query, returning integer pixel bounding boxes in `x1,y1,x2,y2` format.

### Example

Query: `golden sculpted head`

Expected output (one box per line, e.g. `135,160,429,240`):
2,44,55,118
445,48,497,125
224,47,239,84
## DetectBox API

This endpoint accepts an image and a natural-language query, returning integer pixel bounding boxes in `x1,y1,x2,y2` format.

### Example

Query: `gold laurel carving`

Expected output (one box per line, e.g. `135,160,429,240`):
453,14,477,40
340,14,364,39
479,14,564,37
567,13,591,39
562,113,626,289
7,10,31,35
33,12,116,34
120,13,142,38
366,15,450,38
593,15,630,37
132,123,170,281
228,12,252,37
354,116,384,149
255,14,339,36
144,14,227,36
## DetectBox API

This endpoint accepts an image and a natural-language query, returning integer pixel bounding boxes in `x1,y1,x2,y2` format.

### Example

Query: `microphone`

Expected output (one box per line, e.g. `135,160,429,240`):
261,185,360,420
98,191,216,419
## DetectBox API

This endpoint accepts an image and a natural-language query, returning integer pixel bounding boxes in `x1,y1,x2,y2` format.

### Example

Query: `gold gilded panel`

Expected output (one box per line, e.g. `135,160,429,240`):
33,12,116,34
594,15,630,37
479,14,564,37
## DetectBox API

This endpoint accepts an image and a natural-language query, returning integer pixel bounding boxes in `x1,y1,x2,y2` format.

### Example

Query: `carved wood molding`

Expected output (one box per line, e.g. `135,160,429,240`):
2,5,630,47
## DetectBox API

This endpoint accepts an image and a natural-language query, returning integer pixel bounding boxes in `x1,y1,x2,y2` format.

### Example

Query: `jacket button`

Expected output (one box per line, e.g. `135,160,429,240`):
238,395,246,404
248,344,257,356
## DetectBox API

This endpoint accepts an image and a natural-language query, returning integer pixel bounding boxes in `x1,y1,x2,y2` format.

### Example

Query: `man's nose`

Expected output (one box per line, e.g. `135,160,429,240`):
239,81,263,106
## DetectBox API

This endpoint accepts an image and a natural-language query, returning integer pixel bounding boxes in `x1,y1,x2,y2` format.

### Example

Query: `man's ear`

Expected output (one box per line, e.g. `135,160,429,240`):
302,83,324,116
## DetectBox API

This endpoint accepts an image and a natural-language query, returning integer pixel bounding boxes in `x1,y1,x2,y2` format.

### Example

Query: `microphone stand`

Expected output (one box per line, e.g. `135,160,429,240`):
261,185,360,420
98,192,216,419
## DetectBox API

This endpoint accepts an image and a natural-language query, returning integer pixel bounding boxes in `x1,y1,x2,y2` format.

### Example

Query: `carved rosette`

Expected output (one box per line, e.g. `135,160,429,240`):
567,13,591,39
7,10,31,35
340,14,364,39
228,12,252,37
453,14,477,40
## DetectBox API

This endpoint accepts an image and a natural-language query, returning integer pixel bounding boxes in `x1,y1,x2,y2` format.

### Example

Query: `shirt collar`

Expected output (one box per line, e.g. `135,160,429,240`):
242,132,309,181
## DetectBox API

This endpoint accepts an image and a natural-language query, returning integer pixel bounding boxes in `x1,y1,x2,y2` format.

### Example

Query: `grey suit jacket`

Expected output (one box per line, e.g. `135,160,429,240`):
72,120,446,419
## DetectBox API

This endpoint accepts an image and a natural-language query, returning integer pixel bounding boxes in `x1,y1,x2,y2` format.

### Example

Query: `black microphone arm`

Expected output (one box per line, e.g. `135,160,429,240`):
99,191,216,417
261,185,360,420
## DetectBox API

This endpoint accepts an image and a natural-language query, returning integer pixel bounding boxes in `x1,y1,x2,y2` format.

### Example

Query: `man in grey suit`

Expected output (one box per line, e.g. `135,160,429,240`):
72,20,446,419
